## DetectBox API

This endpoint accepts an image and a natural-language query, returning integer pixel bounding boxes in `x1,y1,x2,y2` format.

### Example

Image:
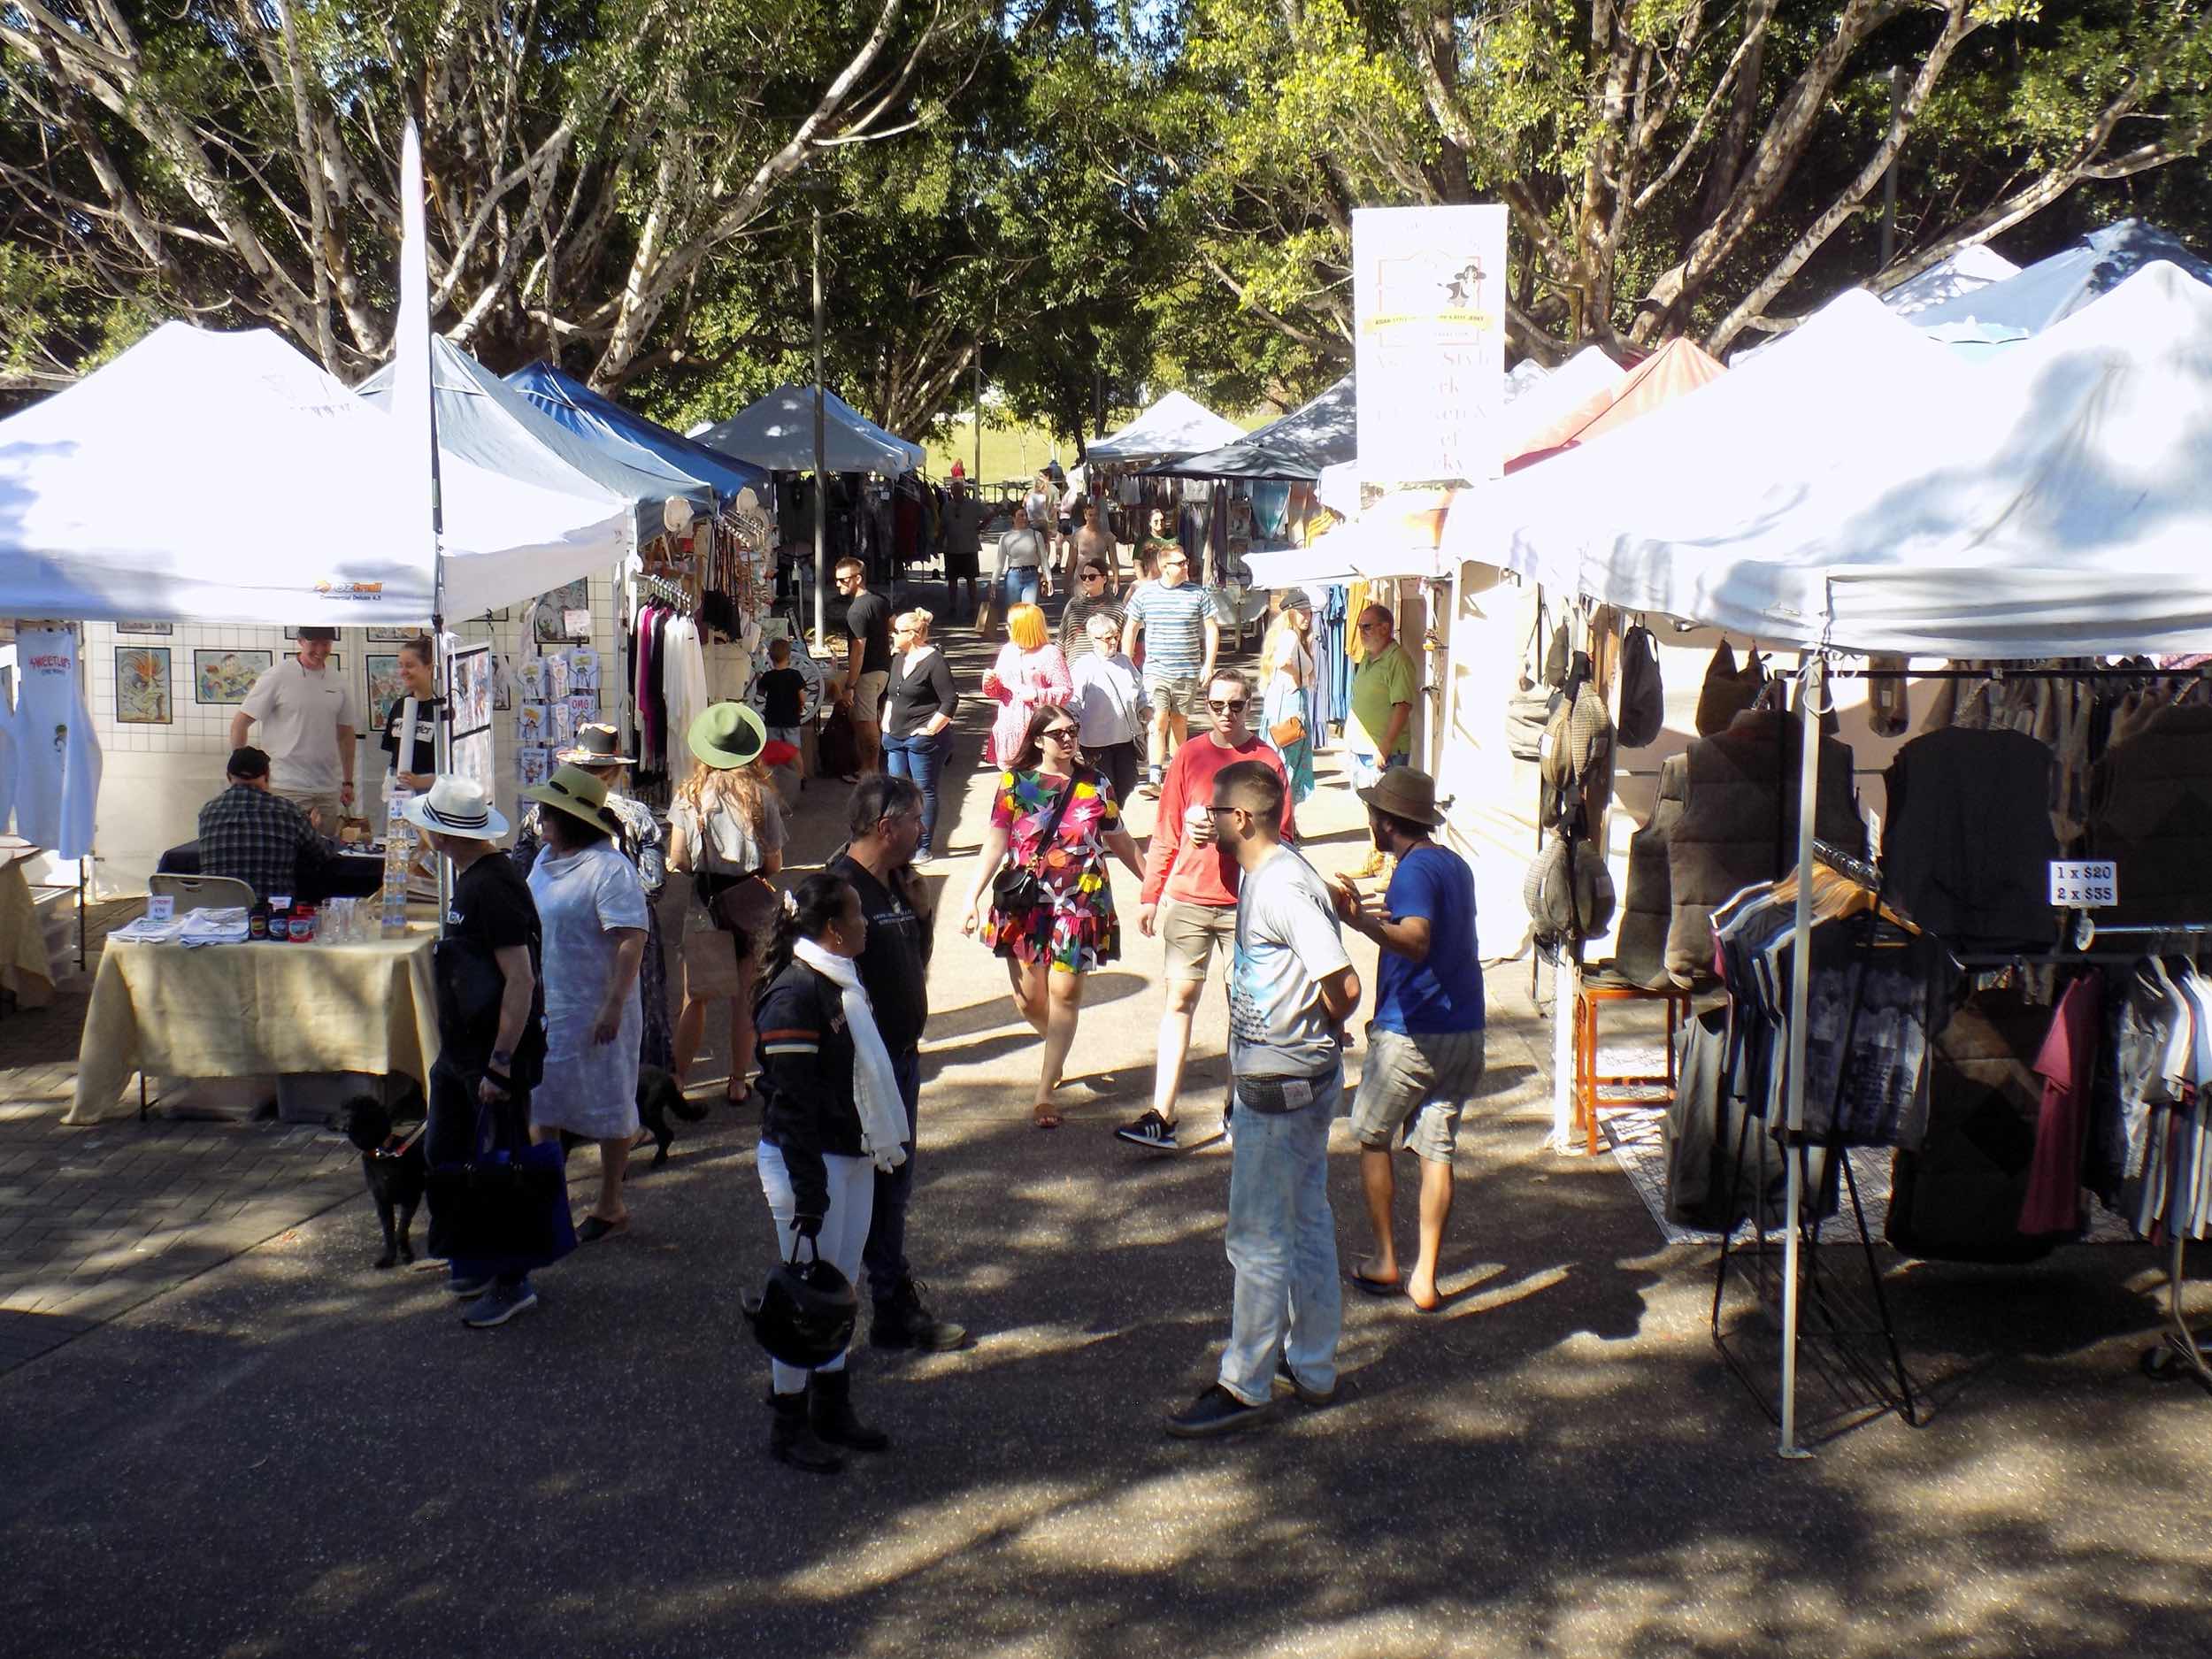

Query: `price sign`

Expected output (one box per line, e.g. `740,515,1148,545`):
146,895,174,923
2049,860,2117,909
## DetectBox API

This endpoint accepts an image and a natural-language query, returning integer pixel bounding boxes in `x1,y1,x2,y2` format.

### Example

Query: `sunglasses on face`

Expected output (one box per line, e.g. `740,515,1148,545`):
1206,698,1248,713
1080,572,1105,582
1042,726,1078,741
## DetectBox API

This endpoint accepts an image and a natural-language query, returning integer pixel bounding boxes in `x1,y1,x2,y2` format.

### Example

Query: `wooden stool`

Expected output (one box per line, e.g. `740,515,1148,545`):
1573,974,1693,1156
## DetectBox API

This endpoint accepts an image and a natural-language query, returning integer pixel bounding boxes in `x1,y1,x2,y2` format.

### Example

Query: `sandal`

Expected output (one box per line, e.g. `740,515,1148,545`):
577,1215,630,1244
1348,1267,1402,1297
1032,1103,1063,1131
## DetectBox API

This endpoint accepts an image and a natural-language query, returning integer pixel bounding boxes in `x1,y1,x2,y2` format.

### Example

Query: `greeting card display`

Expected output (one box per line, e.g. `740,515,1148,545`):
566,694,597,732
518,657,549,702
547,653,572,700
568,648,601,692
549,700,576,745
516,746,551,787
517,703,550,745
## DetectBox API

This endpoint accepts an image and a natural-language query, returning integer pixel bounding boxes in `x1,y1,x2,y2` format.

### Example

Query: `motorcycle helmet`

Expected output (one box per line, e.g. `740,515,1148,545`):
741,1238,857,1369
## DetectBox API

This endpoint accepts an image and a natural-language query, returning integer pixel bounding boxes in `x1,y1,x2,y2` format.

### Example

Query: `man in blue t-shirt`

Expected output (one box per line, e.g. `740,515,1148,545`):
1331,767,1484,1313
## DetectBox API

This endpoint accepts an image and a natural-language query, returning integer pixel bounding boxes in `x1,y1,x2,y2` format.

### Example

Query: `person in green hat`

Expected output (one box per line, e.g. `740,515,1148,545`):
666,702,787,1103
520,762,650,1243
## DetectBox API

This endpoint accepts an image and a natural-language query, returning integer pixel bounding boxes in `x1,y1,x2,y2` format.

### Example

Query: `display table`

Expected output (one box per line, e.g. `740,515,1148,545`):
67,929,441,1125
0,856,54,1010
156,841,386,902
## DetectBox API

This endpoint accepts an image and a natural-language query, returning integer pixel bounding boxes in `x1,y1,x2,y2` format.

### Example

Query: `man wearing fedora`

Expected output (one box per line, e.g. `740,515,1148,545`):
404,776,549,1329
1331,767,1483,1315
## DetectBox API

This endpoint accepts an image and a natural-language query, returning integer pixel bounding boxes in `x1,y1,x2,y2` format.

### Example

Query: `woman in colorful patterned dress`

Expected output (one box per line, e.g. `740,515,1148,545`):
959,703,1145,1128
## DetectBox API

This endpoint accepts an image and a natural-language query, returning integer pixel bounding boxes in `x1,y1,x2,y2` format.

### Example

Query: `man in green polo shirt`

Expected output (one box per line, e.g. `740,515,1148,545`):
1347,603,1417,792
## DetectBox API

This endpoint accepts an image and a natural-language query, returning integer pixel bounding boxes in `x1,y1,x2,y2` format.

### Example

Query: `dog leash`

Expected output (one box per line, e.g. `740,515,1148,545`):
376,1121,427,1159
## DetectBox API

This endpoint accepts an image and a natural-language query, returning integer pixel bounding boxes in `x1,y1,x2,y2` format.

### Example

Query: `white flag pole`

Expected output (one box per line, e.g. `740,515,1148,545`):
393,119,449,925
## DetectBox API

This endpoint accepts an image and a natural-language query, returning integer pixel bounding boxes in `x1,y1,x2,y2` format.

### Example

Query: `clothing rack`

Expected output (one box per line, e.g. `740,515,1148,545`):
635,572,696,616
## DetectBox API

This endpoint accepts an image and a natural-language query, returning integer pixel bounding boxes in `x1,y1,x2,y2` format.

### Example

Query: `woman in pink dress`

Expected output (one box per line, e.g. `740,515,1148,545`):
980,603,1071,767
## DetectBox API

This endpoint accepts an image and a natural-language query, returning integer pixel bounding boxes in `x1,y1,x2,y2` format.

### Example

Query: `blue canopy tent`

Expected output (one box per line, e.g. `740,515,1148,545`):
1143,375,1357,481
1911,219,2212,357
361,338,713,551
505,361,769,503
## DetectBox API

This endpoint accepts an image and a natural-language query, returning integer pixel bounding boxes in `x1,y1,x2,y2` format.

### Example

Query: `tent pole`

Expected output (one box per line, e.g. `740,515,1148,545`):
811,203,828,655
1777,653,1823,1458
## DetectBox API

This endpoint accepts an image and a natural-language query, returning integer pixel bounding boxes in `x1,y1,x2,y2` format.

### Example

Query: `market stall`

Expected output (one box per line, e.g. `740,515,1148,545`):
1459,258,2212,1451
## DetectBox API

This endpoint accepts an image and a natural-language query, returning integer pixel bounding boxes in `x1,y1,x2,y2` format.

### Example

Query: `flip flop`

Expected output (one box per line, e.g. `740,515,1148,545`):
577,1215,630,1244
1348,1270,1402,1297
1033,1104,1063,1131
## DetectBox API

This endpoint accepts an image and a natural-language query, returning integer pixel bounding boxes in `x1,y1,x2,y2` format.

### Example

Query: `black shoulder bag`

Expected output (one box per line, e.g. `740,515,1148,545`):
990,774,1082,918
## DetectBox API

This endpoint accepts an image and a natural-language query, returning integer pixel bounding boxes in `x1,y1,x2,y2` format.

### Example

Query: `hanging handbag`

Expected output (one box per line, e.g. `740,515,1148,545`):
1270,710,1308,748
1694,639,1766,736
989,775,1081,918
1616,623,1665,749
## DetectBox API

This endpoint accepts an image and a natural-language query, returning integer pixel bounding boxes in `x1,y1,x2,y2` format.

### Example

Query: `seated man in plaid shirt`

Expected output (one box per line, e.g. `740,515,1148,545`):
196,746,333,902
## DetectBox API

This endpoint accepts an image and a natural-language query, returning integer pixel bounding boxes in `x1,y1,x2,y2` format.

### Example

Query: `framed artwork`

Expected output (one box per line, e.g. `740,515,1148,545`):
284,626,297,640
449,642,493,735
366,626,421,643
114,621,173,636
193,649,272,705
365,654,405,726
535,578,590,643
114,646,173,724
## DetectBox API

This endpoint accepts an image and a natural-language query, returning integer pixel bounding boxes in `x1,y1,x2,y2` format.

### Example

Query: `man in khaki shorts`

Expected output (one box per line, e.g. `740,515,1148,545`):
1330,768,1484,1313
1118,668,1295,1153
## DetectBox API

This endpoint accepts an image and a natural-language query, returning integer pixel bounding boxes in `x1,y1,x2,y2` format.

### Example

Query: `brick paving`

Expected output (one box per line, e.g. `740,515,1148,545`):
0,898,365,1375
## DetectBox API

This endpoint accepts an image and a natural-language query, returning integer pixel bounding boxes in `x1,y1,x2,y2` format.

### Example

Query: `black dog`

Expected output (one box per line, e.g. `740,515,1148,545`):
557,1066,705,1168
341,1094,427,1269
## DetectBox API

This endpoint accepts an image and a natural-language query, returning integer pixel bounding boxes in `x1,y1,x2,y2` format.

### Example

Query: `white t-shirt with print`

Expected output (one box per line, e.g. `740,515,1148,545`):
1229,845,1353,1079
242,657,359,793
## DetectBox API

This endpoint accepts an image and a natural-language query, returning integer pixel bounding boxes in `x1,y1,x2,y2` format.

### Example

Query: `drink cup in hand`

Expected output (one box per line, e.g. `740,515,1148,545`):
1186,802,1216,846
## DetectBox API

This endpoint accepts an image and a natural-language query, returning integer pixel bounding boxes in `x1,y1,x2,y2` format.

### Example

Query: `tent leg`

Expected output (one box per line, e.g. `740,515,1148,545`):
1550,956,1577,1151
1778,656,1824,1459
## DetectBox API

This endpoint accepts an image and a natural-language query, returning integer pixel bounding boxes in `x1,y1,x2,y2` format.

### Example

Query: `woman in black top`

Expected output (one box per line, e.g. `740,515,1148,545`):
380,636,441,792
880,610,960,864
753,871,899,1473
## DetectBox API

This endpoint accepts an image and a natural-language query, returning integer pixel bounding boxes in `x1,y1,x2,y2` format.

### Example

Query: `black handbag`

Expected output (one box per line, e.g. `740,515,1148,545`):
990,774,1082,916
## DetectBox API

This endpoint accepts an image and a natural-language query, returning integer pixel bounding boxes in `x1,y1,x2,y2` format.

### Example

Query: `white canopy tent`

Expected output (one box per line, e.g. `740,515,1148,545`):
0,322,633,627
692,385,924,476
1452,260,2212,1455
1087,391,1245,465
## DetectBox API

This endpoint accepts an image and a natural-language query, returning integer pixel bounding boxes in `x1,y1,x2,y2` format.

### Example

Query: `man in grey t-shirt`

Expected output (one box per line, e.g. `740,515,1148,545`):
1165,759,1359,1441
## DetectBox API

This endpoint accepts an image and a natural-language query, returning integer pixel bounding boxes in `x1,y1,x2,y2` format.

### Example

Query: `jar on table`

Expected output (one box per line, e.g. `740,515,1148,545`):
289,902,318,943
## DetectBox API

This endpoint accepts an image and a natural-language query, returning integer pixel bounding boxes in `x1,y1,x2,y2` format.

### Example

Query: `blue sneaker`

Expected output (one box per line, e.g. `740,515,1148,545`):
447,1273,494,1298
462,1279,538,1328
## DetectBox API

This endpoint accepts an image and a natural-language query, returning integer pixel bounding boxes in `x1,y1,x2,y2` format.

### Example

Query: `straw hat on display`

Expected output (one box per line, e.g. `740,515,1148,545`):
688,703,768,771
523,764,626,836
402,776,511,841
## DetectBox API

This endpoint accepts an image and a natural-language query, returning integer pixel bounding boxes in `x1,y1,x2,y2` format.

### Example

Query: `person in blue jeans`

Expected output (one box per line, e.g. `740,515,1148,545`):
879,610,959,864
995,505,1048,610
1166,760,1360,1439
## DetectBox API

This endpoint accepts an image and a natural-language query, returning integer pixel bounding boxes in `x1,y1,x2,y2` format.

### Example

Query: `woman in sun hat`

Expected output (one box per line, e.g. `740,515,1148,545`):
510,724,672,1075
521,763,650,1242
666,702,787,1104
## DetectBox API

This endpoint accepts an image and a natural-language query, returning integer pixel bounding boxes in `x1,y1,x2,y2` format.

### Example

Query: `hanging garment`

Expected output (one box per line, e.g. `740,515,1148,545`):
17,626,101,858
2086,703,2212,926
1880,727,2059,949
1663,1006,1836,1231
1693,640,1764,736
0,672,19,836
1663,709,1863,986
1611,755,1686,990
1886,987,2055,1263
2020,973,2104,1234
660,615,710,768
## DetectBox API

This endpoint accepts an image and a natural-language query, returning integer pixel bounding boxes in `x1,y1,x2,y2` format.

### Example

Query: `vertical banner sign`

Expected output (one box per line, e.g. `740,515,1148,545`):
1353,204,1509,489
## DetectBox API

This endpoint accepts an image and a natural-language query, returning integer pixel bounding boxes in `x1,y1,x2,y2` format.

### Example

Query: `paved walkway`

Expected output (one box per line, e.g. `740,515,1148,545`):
5,586,2211,1656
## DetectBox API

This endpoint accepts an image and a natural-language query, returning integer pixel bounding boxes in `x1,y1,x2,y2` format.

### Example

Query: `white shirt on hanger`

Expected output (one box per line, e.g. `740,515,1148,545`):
16,626,101,859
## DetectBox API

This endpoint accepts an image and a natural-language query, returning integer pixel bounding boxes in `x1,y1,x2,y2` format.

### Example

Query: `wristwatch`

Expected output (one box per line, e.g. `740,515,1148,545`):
490,1048,515,1069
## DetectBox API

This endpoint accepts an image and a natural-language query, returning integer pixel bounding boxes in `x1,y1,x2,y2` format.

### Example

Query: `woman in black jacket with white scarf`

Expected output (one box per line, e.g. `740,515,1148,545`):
753,871,913,1473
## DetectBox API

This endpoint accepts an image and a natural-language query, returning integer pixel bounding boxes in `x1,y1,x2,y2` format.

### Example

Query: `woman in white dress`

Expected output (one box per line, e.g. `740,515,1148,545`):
522,763,649,1242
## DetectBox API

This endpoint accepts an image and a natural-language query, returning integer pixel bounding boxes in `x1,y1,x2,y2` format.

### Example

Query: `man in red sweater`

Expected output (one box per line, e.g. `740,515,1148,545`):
1117,666,1297,1152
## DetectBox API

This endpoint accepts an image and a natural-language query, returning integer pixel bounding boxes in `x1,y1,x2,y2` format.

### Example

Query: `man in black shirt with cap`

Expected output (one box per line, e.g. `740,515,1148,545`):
832,774,969,1352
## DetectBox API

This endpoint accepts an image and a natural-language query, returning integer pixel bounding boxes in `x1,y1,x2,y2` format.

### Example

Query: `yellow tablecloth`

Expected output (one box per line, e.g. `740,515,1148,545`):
0,862,54,1010
67,930,441,1124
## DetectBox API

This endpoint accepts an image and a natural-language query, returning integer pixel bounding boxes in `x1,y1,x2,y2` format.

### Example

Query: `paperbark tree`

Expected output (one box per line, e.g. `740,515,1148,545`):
0,0,973,391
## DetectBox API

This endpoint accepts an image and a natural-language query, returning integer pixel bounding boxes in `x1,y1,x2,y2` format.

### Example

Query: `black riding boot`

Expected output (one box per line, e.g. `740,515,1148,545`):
769,1389,844,1474
808,1369,890,1452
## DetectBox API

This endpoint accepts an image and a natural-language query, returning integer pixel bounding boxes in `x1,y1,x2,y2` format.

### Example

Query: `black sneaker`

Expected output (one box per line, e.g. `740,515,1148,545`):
1273,1356,1337,1407
1164,1383,1277,1440
1115,1110,1180,1151
872,1277,971,1353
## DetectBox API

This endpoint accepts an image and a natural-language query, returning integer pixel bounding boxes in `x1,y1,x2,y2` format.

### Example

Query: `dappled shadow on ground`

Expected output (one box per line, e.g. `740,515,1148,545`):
6,1086,2212,1657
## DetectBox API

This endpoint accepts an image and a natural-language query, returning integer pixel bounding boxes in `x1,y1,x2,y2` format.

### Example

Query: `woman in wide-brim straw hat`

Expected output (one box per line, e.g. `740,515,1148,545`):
666,702,787,1104
521,763,651,1242
510,724,672,1080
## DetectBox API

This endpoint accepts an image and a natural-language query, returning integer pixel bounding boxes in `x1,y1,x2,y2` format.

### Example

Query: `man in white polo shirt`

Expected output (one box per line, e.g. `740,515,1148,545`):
231,626,357,827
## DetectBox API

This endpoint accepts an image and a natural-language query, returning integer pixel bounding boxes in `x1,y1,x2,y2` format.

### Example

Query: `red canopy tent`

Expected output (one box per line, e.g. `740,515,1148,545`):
1504,337,1727,473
